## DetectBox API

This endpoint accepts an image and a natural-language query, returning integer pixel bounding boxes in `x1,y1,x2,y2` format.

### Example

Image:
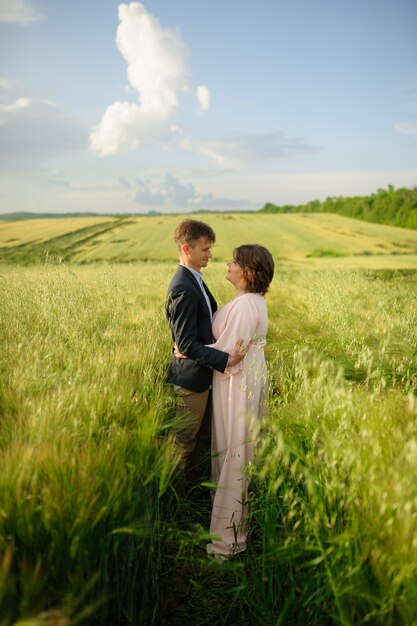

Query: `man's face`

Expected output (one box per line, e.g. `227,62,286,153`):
182,236,213,271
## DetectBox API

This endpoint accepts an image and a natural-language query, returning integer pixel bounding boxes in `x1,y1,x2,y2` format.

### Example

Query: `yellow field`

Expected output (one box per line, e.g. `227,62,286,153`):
1,212,417,268
0,216,114,247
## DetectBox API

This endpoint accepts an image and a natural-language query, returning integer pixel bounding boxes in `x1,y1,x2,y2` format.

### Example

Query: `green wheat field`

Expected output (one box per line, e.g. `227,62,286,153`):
1,213,417,625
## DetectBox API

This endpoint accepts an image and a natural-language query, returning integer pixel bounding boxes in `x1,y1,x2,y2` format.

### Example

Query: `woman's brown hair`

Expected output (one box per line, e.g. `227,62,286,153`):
233,244,274,295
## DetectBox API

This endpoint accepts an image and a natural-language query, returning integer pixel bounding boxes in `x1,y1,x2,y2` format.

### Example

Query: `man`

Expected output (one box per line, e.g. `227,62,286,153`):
165,219,247,487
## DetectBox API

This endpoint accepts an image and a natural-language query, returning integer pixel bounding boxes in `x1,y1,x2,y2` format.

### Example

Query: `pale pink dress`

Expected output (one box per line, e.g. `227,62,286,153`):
206,292,269,557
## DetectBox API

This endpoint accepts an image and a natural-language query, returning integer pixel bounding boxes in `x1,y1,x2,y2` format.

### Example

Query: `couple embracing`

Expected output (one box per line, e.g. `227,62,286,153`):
165,219,274,560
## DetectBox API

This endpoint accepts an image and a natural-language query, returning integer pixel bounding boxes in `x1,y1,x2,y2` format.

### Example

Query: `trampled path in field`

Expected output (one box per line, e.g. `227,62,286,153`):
1,212,417,269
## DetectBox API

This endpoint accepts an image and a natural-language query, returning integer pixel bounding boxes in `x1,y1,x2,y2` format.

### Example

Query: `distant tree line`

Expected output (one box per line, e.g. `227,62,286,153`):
259,185,417,230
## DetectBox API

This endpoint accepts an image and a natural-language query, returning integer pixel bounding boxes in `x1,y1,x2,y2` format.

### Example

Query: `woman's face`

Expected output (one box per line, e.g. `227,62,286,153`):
226,258,245,289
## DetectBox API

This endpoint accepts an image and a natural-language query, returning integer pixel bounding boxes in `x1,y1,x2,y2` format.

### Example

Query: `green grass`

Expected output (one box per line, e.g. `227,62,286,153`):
2,213,417,268
306,249,346,258
1,262,417,625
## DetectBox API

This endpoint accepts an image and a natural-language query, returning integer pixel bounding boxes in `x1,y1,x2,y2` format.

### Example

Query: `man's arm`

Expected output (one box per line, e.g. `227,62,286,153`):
227,338,249,367
167,286,229,372
174,338,248,367
168,284,248,369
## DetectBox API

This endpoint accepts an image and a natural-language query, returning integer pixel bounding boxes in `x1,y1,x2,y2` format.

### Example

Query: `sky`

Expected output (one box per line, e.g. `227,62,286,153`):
0,0,416,215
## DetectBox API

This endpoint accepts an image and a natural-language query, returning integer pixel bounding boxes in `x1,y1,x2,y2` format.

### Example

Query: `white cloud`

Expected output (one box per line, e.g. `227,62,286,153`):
394,121,417,140
162,172,195,204
197,131,318,166
196,85,210,111
0,0,42,23
90,2,191,156
40,168,71,188
119,177,132,192
126,172,249,209
0,96,87,163
131,173,195,206
207,169,417,206
134,178,166,205
0,96,31,112
0,78,18,91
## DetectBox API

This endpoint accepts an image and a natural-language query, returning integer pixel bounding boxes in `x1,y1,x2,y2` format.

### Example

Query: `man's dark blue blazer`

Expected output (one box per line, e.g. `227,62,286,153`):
165,265,229,392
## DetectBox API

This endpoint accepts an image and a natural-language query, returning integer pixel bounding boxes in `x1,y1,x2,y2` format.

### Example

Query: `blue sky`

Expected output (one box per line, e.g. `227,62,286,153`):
0,0,416,214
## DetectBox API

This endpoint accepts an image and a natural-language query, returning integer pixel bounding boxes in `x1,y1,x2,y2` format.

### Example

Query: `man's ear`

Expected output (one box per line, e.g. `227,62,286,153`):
182,243,190,255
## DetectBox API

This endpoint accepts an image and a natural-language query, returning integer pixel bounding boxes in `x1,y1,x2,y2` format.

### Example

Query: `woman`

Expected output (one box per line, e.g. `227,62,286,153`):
175,244,274,558
206,244,274,559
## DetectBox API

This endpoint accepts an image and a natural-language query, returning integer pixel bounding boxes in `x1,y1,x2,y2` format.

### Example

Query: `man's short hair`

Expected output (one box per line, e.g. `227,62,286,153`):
174,219,216,249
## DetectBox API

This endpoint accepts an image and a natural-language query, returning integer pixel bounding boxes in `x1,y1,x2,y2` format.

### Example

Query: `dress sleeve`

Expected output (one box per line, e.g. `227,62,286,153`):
208,296,259,376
